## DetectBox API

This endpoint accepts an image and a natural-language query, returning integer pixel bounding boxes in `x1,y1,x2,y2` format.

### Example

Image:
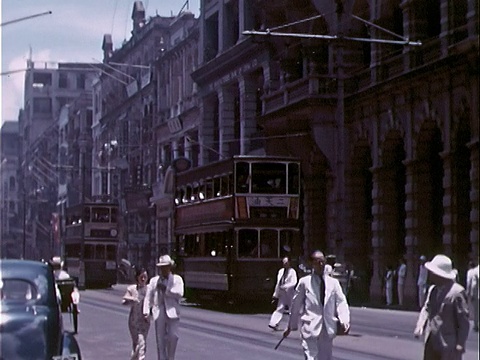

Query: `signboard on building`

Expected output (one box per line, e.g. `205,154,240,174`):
140,71,151,89
126,80,138,97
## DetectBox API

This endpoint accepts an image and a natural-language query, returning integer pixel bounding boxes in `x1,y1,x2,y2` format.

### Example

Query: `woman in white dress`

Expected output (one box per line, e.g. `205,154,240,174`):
122,267,151,360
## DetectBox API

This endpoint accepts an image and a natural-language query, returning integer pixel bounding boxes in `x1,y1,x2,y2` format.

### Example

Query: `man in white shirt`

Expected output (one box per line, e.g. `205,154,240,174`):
268,257,297,330
466,262,479,332
397,257,407,306
417,255,428,308
143,255,184,360
283,250,350,360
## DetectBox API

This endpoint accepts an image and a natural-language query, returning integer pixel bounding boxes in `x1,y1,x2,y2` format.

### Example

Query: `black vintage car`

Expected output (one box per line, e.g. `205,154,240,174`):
0,259,82,360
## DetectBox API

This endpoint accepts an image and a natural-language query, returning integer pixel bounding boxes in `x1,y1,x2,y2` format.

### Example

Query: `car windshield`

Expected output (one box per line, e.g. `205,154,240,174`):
0,279,38,303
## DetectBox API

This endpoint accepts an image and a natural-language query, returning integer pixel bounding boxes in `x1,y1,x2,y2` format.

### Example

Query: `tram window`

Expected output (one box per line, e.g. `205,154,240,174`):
251,163,286,194
220,176,229,196
236,162,249,193
111,208,117,222
198,182,206,201
175,188,183,205
192,183,199,202
260,229,277,258
238,229,258,258
96,245,106,260
92,207,110,222
280,230,296,257
184,234,196,256
288,163,300,194
205,179,214,199
106,245,116,260
205,232,227,257
213,177,221,197
84,244,94,259
180,187,187,204
186,186,192,203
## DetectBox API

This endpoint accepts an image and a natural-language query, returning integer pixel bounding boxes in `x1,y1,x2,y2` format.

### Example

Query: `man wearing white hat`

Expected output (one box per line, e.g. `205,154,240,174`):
414,254,470,359
143,255,184,360
268,257,297,330
417,255,428,308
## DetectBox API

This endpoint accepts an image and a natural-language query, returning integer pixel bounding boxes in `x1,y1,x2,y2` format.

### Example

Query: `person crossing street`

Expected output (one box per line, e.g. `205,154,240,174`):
143,255,184,360
283,250,350,360
268,257,297,330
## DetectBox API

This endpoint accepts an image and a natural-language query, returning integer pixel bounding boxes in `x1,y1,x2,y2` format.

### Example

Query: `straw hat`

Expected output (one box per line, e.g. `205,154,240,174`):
424,254,456,280
156,255,174,267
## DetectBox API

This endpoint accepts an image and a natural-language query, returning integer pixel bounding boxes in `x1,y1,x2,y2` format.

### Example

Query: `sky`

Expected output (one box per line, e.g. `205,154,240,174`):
0,0,200,126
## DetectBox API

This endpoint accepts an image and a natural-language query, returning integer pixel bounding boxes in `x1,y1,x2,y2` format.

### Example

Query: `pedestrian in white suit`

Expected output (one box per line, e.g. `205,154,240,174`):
284,250,350,360
143,255,184,360
268,257,297,330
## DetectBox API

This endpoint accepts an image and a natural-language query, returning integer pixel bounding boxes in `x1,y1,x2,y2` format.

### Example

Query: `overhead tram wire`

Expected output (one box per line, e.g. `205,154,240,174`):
0,10,52,27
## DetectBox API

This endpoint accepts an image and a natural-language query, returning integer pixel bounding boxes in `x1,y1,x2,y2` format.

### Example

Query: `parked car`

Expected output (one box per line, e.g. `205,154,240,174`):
0,259,82,360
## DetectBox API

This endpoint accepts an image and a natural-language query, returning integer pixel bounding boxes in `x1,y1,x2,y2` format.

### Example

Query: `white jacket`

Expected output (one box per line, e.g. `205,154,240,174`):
288,272,350,339
273,267,297,299
143,273,184,320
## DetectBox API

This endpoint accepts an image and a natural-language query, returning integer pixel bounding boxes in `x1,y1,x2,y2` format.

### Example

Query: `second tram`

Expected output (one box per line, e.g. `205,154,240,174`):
64,202,119,289
174,156,302,303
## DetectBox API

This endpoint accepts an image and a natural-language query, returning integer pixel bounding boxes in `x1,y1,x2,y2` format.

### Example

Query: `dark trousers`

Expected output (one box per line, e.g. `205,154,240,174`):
424,336,462,360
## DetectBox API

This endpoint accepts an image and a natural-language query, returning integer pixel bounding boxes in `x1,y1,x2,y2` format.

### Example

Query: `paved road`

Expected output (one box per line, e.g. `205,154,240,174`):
68,284,479,360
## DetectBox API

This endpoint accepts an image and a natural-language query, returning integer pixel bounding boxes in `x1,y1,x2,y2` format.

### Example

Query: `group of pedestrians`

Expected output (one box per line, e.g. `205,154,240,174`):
269,251,350,360
122,255,184,360
384,257,407,307
120,251,477,360
269,251,477,360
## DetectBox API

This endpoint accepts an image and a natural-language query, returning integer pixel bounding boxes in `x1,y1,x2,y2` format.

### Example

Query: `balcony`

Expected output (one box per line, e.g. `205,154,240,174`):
263,75,337,116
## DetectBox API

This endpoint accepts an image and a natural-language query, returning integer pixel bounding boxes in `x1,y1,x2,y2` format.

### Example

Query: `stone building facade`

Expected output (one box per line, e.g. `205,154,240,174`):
191,0,478,305
93,2,198,271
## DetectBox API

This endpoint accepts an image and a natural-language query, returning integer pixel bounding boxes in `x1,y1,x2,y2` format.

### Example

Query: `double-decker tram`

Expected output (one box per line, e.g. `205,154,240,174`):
174,156,301,303
64,202,119,289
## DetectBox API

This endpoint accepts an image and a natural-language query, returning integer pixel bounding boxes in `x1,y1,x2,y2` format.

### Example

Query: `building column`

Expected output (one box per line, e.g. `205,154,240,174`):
199,95,219,164
238,75,257,155
403,158,419,307
218,86,235,158
468,139,479,260
369,166,401,302
440,151,454,256
369,166,386,303
302,172,328,256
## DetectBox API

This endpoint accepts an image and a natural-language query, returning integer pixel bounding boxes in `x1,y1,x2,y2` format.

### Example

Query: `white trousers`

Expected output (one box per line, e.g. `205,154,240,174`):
418,284,427,308
386,285,393,305
397,282,405,306
302,327,333,360
154,313,180,360
269,293,292,327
